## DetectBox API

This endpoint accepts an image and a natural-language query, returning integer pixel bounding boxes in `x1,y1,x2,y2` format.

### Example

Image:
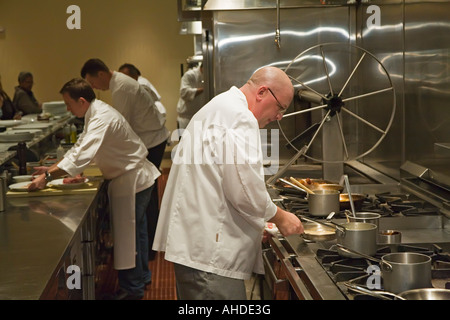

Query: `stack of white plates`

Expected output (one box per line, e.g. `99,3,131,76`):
42,101,68,117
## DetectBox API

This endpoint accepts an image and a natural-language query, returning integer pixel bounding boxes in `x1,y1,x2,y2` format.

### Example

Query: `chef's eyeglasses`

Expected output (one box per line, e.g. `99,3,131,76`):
267,88,287,115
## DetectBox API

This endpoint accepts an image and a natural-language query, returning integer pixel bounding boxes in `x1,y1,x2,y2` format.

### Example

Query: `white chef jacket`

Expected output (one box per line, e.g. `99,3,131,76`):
110,71,169,149
58,99,161,269
138,76,167,116
176,66,206,129
153,86,277,280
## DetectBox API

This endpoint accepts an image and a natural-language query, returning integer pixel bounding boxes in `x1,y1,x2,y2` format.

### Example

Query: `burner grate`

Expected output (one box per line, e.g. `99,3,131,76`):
316,243,450,299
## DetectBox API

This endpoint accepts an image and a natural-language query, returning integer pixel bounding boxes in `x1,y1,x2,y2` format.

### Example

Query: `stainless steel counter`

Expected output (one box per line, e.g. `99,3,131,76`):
0,188,99,300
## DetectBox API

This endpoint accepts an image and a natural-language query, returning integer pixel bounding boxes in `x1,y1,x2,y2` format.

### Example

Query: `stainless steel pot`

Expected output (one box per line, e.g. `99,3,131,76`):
381,252,432,293
378,230,402,244
308,189,340,217
336,245,432,294
347,212,381,228
336,222,378,258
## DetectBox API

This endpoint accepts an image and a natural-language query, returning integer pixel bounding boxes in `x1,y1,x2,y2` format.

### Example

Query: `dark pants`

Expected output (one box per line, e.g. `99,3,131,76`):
146,139,167,261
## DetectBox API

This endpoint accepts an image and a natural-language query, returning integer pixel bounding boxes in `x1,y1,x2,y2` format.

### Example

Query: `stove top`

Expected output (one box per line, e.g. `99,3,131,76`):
283,191,442,218
315,243,450,300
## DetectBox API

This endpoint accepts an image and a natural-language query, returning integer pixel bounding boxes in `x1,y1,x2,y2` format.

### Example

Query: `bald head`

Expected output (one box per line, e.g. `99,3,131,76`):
240,66,294,128
248,66,293,96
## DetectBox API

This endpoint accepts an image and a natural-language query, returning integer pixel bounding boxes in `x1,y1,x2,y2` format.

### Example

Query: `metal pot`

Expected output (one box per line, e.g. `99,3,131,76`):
336,245,432,294
378,230,402,244
382,252,432,294
347,212,381,228
308,189,340,217
336,222,378,258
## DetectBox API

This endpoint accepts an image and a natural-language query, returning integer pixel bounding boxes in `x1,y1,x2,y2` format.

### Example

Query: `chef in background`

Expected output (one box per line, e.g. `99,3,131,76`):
153,66,304,300
176,62,205,135
118,63,167,116
81,59,169,267
0,74,22,120
118,62,167,261
28,78,160,300
13,71,42,115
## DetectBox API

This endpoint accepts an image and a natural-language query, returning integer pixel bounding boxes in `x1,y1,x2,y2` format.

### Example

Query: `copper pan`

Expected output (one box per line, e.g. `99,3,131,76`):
296,178,344,193
340,193,365,210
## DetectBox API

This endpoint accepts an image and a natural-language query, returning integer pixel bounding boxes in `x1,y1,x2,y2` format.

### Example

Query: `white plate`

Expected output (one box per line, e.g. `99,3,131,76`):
13,123,51,130
49,178,89,189
9,181,32,192
0,120,24,127
12,175,34,183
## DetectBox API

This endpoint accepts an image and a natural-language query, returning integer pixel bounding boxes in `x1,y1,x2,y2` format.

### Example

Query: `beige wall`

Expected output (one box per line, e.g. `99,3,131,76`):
0,0,194,134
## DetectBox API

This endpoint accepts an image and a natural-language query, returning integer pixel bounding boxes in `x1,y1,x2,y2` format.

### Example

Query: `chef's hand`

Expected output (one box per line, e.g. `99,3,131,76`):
27,173,47,191
269,207,304,237
31,166,49,177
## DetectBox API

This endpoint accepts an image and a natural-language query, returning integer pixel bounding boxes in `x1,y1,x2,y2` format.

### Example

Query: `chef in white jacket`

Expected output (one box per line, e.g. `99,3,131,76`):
118,63,167,116
82,59,169,266
153,66,304,300
28,78,160,300
176,63,206,132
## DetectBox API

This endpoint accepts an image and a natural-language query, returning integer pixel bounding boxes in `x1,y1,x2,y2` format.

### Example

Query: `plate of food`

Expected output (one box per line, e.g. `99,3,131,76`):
49,176,89,189
9,181,32,192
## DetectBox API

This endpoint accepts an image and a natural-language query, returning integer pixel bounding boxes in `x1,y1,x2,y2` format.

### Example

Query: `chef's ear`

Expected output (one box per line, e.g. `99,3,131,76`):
255,86,268,102
78,97,88,104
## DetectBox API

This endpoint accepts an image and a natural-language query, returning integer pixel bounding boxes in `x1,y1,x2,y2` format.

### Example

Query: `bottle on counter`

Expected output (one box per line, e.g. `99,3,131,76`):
70,124,77,143
63,124,71,144
57,144,65,160
17,141,28,175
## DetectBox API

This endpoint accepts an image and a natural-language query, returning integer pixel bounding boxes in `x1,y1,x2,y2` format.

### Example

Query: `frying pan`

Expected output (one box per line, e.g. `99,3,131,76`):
345,283,450,300
339,193,365,210
302,222,336,241
299,214,342,242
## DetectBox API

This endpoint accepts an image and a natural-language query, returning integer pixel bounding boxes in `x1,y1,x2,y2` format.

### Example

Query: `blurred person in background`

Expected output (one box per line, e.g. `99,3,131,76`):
176,62,205,135
0,74,22,120
13,71,42,115
118,63,166,116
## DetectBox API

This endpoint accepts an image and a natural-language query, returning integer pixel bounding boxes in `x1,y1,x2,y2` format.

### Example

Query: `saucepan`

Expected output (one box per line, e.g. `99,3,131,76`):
347,212,381,228
299,216,376,256
344,283,450,300
335,222,378,258
337,244,432,294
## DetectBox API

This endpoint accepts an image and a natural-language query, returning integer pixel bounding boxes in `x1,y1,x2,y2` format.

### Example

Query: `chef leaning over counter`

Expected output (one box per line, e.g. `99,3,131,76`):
153,66,304,300
27,78,160,300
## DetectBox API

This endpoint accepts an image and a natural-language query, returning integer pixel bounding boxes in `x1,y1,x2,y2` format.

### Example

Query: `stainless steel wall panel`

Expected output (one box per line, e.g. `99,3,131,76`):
403,1,450,185
355,2,404,173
